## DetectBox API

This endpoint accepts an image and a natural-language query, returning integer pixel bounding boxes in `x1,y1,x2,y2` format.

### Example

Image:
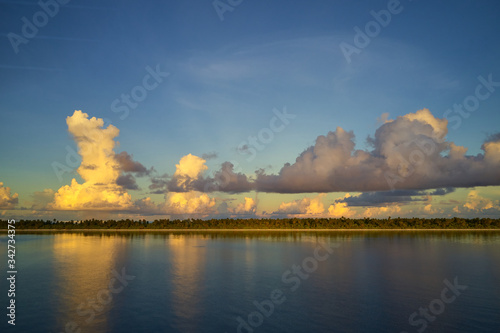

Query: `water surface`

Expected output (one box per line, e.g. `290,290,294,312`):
1,231,499,332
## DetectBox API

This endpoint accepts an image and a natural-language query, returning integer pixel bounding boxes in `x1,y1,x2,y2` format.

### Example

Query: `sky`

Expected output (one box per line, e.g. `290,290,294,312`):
1,0,500,221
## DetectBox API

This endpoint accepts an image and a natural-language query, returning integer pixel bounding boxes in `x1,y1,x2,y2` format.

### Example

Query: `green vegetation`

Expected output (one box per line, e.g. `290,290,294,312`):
1,217,500,230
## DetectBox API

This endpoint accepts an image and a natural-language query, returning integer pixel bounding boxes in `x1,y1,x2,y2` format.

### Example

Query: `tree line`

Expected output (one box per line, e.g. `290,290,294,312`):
1,217,500,229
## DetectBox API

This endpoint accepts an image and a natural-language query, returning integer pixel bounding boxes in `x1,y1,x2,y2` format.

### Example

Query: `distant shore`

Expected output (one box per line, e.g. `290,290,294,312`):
7,228,500,232
3,217,500,231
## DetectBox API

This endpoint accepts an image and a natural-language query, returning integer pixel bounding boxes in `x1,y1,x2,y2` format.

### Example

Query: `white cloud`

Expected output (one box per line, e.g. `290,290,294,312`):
49,111,132,210
0,182,18,209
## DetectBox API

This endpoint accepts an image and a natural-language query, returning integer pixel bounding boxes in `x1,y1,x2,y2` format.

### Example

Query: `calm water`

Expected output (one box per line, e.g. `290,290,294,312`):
1,231,500,333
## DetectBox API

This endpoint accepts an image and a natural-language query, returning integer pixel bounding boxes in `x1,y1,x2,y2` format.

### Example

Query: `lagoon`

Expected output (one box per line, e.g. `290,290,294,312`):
1,231,499,332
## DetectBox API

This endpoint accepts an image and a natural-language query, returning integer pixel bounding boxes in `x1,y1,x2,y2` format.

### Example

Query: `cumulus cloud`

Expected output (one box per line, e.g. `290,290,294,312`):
363,205,402,218
462,190,499,212
422,203,443,215
49,111,133,210
275,194,326,215
166,191,216,215
0,182,18,209
209,162,253,193
328,194,354,218
148,154,253,216
166,155,253,193
253,109,500,193
175,154,208,187
166,154,209,192
233,197,257,215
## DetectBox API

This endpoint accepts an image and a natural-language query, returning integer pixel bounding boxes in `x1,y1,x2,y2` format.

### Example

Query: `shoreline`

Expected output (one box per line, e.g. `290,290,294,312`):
5,228,500,232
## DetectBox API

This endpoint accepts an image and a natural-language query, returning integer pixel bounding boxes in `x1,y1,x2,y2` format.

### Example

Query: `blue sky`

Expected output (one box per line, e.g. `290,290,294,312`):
1,0,500,220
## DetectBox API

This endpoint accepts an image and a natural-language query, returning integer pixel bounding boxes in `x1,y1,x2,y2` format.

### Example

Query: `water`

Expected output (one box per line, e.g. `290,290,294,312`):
1,231,499,333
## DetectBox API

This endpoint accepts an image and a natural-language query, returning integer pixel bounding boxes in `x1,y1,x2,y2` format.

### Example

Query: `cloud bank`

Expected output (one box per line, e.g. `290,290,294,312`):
254,109,500,193
43,109,499,218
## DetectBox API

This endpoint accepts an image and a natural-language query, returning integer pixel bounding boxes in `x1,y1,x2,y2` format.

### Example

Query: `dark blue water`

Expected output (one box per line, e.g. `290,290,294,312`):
1,231,499,333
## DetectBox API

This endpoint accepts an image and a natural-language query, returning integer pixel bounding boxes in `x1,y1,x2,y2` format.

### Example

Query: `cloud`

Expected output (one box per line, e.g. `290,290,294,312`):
49,111,132,210
167,154,208,192
462,190,499,212
166,155,253,193
114,152,153,191
335,188,454,207
429,187,455,196
254,109,500,193
30,189,55,210
363,205,402,218
50,179,132,210
338,190,420,207
115,151,153,176
233,197,257,215
275,194,325,215
328,194,354,218
149,174,169,194
376,112,390,124
422,203,443,215
485,132,500,144
133,197,164,215
208,162,253,193
116,174,140,190
0,182,18,209
174,154,208,185
201,152,218,160
166,191,216,215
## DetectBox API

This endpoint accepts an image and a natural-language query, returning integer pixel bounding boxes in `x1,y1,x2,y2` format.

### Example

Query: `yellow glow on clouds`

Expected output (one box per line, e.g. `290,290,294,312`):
276,193,357,218
275,193,408,219
328,194,354,218
28,109,500,217
277,194,325,216
234,197,257,214
363,205,401,218
174,154,208,188
462,190,498,211
49,111,132,210
0,182,18,209
166,192,216,215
